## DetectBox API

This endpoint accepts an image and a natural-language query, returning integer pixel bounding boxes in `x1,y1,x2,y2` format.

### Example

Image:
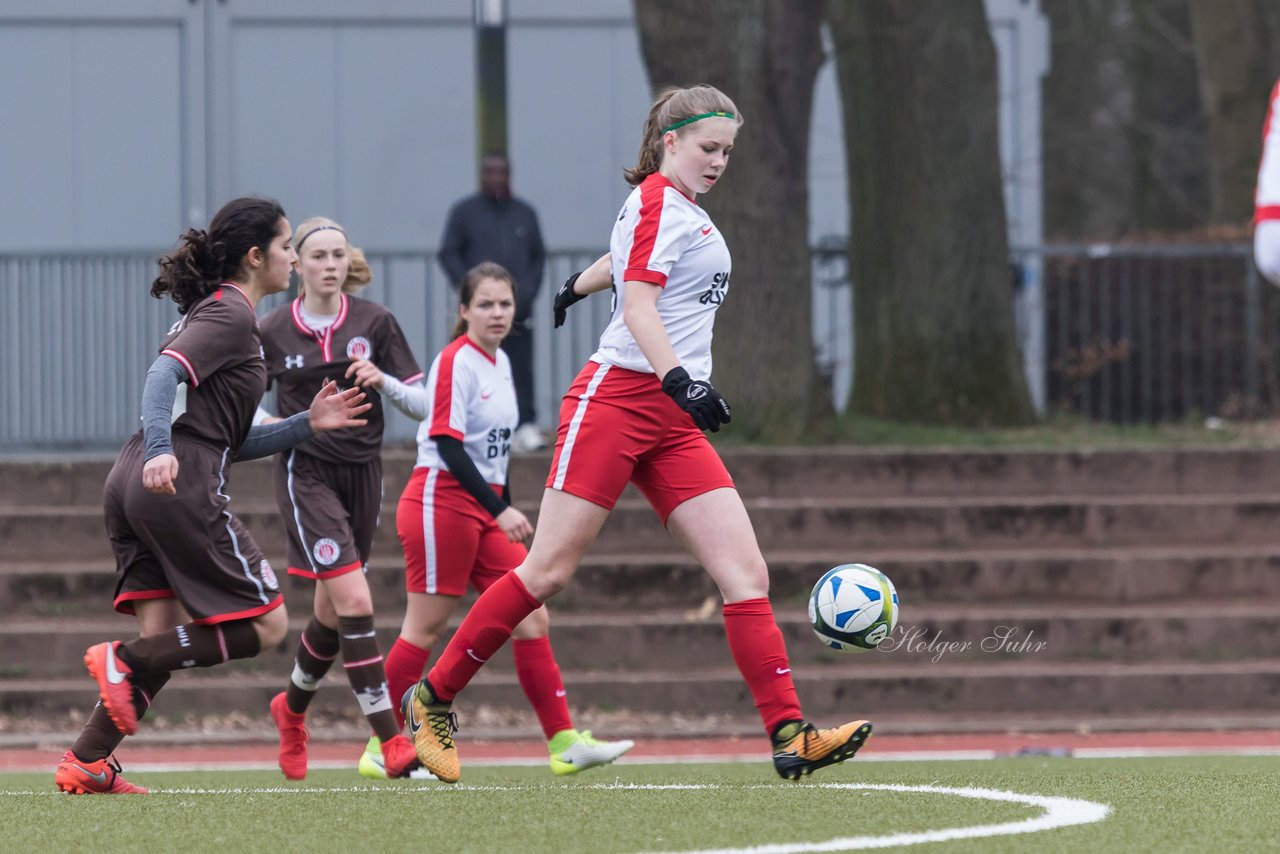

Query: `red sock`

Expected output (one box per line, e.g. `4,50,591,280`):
723,598,803,735
427,571,541,702
385,637,432,730
513,637,573,740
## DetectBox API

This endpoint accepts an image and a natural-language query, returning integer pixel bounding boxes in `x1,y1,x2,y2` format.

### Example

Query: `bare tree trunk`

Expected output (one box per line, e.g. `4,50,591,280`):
632,0,833,440
1042,0,1209,238
827,0,1033,425
1188,0,1276,225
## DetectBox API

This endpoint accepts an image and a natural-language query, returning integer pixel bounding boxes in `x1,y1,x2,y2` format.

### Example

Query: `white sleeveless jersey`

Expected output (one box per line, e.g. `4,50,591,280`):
1257,78,1280,219
414,335,517,485
592,172,731,380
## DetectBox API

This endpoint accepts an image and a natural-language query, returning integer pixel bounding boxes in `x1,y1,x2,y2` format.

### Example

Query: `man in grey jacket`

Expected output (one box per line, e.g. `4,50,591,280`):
439,152,547,451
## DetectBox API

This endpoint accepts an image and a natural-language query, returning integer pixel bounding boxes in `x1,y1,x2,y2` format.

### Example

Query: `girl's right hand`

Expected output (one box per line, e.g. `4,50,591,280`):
496,506,534,543
143,453,179,495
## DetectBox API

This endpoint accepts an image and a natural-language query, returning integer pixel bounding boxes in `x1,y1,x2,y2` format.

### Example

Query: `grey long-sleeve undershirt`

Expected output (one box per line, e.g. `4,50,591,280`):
141,354,313,463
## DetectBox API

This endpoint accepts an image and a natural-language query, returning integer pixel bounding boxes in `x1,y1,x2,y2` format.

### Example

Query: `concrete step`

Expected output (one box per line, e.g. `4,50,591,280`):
4,602,1278,680
11,446,1280,508
6,545,1280,618
9,659,1280,720
9,493,1280,562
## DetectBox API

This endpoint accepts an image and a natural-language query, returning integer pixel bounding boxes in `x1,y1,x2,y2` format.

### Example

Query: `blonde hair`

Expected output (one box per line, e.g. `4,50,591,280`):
624,84,742,187
291,216,373,294
451,261,516,340
343,246,372,293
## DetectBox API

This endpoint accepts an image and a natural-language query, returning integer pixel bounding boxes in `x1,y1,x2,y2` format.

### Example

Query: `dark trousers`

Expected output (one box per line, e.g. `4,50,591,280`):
505,318,536,425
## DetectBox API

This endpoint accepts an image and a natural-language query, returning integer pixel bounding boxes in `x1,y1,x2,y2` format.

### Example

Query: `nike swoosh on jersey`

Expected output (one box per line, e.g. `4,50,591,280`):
701,226,713,235
465,648,487,663
105,645,127,684
775,667,792,675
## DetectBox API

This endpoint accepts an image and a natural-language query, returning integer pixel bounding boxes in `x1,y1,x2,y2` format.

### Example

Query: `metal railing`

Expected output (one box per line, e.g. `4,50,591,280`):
0,244,1267,449
1023,243,1269,423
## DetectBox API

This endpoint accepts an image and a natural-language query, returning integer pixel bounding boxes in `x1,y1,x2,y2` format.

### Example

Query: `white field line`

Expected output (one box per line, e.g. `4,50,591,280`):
632,783,1111,853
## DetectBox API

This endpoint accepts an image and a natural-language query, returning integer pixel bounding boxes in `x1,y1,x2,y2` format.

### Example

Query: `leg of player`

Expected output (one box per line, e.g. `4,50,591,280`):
320,570,419,779
411,488,611,782
358,592,459,780
270,585,340,780
666,487,873,781
56,599,184,795
85,607,287,737
510,605,635,775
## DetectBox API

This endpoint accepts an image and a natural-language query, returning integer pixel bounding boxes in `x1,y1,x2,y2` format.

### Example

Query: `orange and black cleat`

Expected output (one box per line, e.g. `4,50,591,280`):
772,720,873,780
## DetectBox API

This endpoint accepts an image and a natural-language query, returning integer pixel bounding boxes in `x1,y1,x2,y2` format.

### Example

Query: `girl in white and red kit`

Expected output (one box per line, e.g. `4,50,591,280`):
1255,78,1280,286
406,84,873,783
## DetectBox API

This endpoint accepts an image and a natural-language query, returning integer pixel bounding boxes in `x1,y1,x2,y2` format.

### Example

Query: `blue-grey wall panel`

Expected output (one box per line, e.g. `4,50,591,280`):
0,24,183,251
508,22,651,250
224,21,474,251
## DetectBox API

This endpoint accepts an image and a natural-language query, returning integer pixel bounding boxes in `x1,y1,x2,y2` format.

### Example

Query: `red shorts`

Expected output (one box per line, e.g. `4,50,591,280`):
397,467,526,596
546,361,735,524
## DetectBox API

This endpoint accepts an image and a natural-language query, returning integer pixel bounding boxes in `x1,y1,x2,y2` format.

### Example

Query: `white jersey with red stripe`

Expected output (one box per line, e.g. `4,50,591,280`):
414,336,517,485
1257,78,1280,221
592,172,731,381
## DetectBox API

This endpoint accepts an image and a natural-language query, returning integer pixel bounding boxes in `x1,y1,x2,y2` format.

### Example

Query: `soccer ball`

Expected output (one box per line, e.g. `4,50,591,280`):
808,563,899,653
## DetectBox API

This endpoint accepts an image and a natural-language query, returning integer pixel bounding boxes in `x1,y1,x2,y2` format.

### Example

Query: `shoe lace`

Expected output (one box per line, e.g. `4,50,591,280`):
430,710,459,750
799,724,820,755
105,755,124,782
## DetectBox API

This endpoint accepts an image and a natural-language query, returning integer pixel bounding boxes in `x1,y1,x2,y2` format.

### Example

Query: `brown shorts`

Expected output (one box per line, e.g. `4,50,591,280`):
107,432,282,623
273,448,382,580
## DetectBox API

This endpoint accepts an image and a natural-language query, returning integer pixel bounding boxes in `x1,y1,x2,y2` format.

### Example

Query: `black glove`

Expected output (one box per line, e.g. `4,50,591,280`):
553,272,588,329
662,367,732,432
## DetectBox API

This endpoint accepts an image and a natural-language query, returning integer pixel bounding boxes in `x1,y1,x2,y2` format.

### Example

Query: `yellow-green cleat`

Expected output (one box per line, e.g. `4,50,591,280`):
357,736,387,780
548,729,635,776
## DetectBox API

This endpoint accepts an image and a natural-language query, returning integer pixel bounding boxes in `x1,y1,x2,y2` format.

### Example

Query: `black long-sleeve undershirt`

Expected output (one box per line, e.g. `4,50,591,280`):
434,435,511,518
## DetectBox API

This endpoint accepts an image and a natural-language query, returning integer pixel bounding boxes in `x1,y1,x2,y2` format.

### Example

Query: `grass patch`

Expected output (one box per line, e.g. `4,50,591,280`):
5,755,1280,852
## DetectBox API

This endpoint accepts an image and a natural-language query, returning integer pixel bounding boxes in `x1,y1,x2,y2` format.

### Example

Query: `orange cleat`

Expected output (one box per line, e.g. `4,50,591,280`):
55,750,148,795
269,692,309,780
83,642,138,736
379,734,422,779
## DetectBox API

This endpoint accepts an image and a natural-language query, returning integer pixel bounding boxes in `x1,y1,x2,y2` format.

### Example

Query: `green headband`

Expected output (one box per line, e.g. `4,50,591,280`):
661,111,735,135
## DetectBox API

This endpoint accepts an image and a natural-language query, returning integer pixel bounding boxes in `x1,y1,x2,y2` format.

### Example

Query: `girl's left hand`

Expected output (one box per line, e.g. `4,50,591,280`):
495,506,534,543
308,380,371,432
345,359,386,389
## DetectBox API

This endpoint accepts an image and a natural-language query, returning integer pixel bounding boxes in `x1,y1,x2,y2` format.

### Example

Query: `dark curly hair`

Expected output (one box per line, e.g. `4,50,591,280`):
152,196,286,313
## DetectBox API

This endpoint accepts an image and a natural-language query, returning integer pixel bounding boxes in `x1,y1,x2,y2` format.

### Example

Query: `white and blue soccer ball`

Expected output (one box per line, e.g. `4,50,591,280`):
808,563,899,653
